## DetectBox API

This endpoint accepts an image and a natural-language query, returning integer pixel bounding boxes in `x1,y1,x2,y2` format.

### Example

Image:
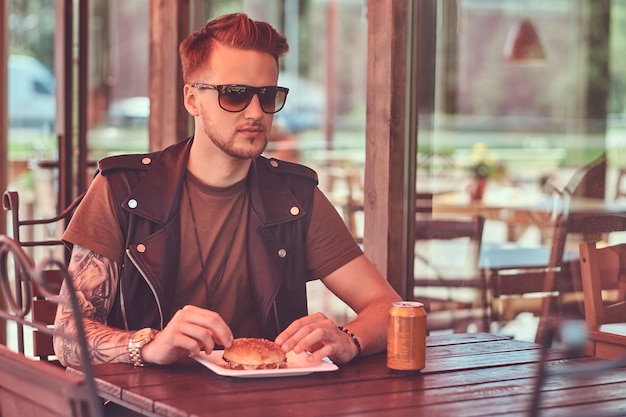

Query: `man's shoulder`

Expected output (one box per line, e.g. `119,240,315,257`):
257,156,318,184
98,151,162,175
97,137,191,175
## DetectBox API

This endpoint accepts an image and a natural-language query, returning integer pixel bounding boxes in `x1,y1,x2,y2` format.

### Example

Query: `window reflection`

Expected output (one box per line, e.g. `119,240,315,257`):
7,0,57,229
87,0,150,164
419,0,626,340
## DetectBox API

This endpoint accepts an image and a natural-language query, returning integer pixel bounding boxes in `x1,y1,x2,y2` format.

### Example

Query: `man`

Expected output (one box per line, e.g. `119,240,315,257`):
54,12,400,367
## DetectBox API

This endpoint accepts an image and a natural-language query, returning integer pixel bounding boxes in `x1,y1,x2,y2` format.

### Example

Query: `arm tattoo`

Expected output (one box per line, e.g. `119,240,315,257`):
54,245,132,366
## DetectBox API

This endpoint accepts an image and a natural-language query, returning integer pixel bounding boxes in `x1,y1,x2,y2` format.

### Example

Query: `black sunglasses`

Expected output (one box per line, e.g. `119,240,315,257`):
190,83,289,114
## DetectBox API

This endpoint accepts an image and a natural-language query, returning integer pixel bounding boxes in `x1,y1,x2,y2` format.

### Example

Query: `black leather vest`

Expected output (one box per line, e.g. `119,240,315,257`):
97,137,318,339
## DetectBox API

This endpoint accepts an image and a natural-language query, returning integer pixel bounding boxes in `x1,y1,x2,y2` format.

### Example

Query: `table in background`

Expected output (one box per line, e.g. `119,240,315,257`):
432,189,551,241
433,191,626,242
69,333,626,417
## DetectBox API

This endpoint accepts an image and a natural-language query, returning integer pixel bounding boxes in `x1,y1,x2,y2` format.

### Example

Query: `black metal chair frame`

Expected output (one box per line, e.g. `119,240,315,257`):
0,234,103,417
2,190,85,355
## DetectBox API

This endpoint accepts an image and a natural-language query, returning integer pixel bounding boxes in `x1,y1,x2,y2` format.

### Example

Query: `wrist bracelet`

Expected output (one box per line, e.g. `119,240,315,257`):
338,326,362,356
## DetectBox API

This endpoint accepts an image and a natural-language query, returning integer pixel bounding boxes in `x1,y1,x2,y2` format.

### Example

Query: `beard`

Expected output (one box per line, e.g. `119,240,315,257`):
201,114,268,160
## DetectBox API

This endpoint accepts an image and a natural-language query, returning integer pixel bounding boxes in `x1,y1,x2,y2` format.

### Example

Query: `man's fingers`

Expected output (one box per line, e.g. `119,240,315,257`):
177,305,234,347
275,312,332,349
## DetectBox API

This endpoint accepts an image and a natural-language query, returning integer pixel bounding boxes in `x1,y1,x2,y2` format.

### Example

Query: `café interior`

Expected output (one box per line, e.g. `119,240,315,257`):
2,1,626,416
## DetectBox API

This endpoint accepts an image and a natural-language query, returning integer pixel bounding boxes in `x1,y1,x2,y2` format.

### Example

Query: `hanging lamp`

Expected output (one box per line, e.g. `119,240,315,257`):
503,18,547,63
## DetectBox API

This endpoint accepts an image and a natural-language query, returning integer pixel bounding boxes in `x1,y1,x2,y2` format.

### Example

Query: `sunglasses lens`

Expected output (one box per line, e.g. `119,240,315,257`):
262,87,288,114
217,85,288,113
219,85,254,111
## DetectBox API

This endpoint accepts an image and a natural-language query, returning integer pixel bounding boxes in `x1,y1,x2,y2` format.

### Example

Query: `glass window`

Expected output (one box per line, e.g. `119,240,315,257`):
87,0,150,164
7,0,57,220
416,0,626,339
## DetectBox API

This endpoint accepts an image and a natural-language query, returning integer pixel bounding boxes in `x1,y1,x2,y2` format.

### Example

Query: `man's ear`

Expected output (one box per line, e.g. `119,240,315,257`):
183,84,200,116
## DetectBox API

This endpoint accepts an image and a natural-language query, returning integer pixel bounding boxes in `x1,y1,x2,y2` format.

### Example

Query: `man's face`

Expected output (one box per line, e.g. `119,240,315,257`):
186,44,280,160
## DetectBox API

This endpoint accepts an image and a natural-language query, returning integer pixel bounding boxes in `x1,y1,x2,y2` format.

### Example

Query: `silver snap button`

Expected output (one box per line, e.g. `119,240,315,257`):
278,248,287,258
290,206,300,216
136,244,146,253
128,199,138,209
141,157,152,165
270,160,279,167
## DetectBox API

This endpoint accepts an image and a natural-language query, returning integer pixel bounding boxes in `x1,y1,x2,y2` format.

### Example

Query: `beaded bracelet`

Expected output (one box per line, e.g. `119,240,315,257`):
338,326,362,356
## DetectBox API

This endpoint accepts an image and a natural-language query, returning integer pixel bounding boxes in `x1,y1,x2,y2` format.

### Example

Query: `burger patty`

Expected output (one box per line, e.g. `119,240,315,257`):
223,358,288,370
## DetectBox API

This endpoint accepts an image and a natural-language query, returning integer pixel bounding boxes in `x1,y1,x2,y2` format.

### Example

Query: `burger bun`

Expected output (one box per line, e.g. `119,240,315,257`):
222,338,287,370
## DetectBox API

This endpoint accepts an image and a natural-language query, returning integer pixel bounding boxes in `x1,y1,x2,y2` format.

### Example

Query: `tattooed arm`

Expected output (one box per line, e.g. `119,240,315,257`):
53,245,132,366
54,244,235,367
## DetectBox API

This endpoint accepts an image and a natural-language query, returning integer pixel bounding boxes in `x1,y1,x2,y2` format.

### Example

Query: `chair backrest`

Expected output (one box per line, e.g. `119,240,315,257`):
415,217,485,242
413,216,486,332
614,168,626,200
0,235,103,417
2,190,85,359
578,241,626,327
0,345,94,417
3,190,85,253
413,216,485,287
415,192,435,216
414,216,485,274
413,217,485,304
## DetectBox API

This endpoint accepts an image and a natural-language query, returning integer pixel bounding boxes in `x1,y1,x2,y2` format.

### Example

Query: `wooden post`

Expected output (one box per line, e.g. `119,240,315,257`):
0,0,8,345
365,0,416,299
579,0,610,197
0,0,7,237
149,0,191,151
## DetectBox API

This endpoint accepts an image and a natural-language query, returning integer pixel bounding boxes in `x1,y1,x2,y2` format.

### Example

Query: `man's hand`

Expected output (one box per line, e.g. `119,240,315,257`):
141,305,234,365
274,312,359,364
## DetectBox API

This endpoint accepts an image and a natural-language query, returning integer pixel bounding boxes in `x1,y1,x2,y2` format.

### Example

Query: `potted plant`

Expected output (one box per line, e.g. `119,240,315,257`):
467,142,497,201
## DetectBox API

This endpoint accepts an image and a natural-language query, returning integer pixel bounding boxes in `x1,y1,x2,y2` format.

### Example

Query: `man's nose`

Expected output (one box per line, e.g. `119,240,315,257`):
244,93,265,118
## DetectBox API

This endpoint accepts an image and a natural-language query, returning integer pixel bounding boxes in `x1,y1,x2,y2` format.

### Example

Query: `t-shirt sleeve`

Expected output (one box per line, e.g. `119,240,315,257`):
62,173,125,264
306,187,363,280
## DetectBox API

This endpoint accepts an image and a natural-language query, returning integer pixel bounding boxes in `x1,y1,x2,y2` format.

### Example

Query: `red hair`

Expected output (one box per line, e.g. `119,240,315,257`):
179,13,289,83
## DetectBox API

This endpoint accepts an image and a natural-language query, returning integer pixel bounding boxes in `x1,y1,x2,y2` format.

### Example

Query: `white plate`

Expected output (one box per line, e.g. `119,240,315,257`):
193,350,338,378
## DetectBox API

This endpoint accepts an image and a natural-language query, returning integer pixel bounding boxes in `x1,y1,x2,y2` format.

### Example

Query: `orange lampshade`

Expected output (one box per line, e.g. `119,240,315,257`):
503,18,546,63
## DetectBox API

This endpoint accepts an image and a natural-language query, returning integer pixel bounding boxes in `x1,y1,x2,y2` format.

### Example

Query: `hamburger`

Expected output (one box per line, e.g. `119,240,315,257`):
222,337,288,370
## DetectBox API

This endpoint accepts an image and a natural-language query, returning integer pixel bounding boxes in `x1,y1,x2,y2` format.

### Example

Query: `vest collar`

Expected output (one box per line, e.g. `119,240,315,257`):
120,137,307,226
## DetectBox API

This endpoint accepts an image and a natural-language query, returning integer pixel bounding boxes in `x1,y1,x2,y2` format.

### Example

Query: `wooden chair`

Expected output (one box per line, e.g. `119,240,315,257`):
613,168,626,201
527,154,616,345
415,192,435,216
413,216,488,333
321,161,364,243
482,244,579,336
535,212,626,347
0,235,103,417
2,190,85,360
578,241,626,358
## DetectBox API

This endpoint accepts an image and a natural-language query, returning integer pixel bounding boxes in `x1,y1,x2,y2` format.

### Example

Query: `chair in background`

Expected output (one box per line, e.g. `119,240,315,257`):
415,192,435,216
613,168,626,201
535,212,626,347
322,162,364,244
514,155,621,345
413,216,488,333
0,235,103,417
2,190,85,360
578,241,626,358
482,243,579,337
3,190,85,261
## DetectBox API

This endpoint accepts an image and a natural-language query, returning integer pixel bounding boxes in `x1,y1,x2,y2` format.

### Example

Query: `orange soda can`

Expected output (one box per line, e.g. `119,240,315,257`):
387,301,426,371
